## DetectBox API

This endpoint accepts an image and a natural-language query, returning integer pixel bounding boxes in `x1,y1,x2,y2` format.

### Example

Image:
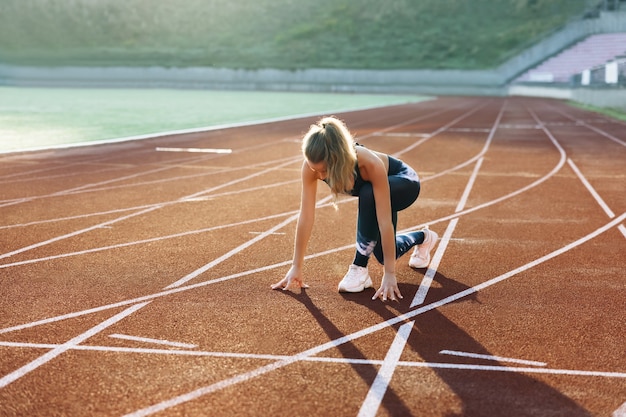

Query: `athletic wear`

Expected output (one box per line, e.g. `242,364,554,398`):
324,143,424,268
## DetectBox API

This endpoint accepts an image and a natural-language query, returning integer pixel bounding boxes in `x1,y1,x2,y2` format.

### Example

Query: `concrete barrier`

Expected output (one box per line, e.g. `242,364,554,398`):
0,64,508,95
509,84,626,110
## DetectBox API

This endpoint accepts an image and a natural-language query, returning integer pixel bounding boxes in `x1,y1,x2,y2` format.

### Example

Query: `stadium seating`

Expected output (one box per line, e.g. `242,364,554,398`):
515,33,626,83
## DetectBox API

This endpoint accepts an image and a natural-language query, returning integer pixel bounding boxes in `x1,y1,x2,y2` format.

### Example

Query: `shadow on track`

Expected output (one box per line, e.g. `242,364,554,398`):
340,270,593,417
282,289,414,416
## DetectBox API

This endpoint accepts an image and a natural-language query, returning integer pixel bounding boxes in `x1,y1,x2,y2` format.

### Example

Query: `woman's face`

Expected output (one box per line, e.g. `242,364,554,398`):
305,159,328,180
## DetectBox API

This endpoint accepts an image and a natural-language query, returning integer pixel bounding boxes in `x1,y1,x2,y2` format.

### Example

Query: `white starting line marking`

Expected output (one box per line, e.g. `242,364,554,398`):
447,127,492,133
439,350,547,367
155,147,232,154
498,123,541,129
109,334,198,350
372,132,430,138
1,340,625,379
248,231,286,235
181,197,213,202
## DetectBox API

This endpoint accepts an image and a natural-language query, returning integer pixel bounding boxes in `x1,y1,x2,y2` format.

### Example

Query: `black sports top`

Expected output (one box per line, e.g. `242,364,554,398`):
323,143,403,196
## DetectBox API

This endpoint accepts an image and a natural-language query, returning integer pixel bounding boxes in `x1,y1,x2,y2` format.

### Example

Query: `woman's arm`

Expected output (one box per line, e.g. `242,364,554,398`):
292,161,318,268
271,160,318,290
358,148,402,302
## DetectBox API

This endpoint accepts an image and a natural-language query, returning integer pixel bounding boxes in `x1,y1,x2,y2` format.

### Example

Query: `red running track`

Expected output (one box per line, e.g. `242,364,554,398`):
0,96,625,416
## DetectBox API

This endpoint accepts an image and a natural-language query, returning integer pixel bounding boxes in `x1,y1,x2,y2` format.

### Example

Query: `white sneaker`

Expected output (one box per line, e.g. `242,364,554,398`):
337,265,373,293
409,228,439,269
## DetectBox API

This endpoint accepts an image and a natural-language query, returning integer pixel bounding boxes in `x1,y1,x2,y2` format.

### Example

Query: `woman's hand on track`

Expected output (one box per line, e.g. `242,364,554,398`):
372,272,403,302
271,265,309,291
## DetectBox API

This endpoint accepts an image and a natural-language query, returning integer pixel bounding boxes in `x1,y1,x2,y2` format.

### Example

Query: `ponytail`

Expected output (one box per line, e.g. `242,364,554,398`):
302,116,357,200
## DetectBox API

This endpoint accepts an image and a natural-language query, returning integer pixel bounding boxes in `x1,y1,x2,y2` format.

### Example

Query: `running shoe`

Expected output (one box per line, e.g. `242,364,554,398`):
337,265,373,292
409,228,439,269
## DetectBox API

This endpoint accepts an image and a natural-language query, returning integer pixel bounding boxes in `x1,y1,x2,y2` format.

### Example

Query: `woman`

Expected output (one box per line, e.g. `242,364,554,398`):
271,116,438,302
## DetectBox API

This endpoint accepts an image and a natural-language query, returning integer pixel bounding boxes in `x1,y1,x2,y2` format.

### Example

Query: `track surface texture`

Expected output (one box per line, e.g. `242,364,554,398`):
0,97,625,417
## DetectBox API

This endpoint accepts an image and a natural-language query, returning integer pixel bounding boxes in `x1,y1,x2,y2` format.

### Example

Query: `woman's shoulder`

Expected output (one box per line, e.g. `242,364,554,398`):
356,145,385,162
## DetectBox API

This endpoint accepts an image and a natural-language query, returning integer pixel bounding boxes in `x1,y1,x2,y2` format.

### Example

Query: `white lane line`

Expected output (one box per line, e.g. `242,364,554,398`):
397,361,626,378
495,124,540,129
552,106,626,147
123,214,625,416
568,158,626,239
155,147,232,154
411,157,484,307
0,302,149,388
2,341,625,379
613,401,626,417
439,350,547,367
372,132,430,137
447,128,492,133
109,334,197,349
358,321,414,417
568,159,616,218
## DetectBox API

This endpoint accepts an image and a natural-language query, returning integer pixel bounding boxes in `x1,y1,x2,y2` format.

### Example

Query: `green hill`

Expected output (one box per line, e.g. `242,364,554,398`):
0,0,590,70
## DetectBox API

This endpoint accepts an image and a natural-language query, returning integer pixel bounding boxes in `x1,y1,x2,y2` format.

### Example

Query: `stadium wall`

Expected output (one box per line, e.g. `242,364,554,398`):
0,64,507,96
509,84,626,110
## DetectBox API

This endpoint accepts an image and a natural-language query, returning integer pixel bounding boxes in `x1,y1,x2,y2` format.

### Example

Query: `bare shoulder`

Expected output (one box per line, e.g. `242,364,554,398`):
356,146,389,181
300,159,317,182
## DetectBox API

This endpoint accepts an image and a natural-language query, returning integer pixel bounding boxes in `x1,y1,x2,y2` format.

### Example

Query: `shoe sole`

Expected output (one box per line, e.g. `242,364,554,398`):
409,230,439,269
338,276,373,293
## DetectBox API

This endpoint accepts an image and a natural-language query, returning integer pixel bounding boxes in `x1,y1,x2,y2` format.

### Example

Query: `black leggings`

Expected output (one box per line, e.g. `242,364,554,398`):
353,159,422,266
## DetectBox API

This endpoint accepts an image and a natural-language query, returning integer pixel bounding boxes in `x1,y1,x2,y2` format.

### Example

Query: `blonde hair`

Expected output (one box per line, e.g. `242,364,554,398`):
302,116,357,199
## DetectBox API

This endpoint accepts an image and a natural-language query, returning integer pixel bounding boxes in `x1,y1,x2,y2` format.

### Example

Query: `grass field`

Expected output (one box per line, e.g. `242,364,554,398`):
0,87,427,153
0,0,590,70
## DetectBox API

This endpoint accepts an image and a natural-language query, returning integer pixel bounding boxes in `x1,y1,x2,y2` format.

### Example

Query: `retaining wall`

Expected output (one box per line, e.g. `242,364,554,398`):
509,84,626,109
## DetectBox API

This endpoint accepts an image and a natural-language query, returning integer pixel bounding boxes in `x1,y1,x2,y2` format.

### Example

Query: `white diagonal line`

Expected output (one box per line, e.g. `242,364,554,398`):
358,321,414,417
